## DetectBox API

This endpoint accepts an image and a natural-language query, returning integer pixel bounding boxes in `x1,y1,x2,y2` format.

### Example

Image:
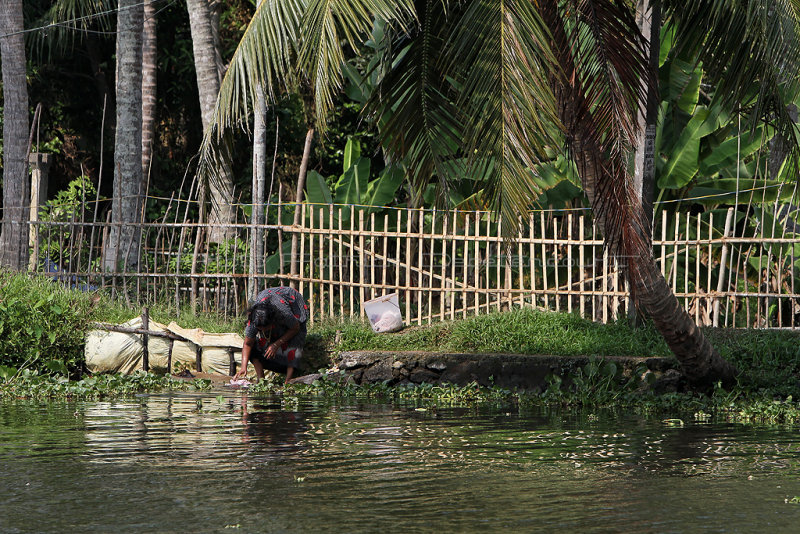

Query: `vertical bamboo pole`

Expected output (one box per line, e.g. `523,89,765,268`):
602,244,609,324
418,209,424,324
529,212,536,309
672,211,679,292
349,205,355,317
277,191,284,282
428,209,437,323
142,307,150,372
660,214,667,277
370,212,377,300
405,208,412,323
591,220,597,320
338,206,345,318
474,211,481,316
299,203,307,296
553,216,560,312
517,216,524,308
713,207,734,327
359,209,365,317
450,212,458,320
383,213,389,294
540,211,549,310
695,213,701,324
567,213,573,313
579,216,585,318
496,214,502,312
329,206,335,318
440,213,448,320
684,212,690,313
707,212,714,325
463,213,471,319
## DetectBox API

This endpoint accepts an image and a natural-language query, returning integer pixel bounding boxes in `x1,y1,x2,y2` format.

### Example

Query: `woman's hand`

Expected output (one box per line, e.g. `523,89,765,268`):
265,342,279,359
234,367,247,380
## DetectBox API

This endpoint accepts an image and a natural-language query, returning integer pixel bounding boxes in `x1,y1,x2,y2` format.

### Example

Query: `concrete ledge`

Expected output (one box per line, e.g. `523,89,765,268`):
334,351,677,391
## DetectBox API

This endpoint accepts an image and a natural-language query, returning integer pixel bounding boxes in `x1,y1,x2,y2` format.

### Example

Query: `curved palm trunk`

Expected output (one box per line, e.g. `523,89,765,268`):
187,0,235,243
0,0,30,271
104,0,144,273
541,3,736,389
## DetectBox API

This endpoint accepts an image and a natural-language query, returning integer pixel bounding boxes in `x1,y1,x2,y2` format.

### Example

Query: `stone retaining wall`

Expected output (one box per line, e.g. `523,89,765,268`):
328,351,678,391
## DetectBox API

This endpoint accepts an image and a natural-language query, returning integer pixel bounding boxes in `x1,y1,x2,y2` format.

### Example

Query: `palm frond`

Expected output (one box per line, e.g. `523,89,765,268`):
365,0,461,201
445,0,561,237
27,0,115,59
299,0,416,132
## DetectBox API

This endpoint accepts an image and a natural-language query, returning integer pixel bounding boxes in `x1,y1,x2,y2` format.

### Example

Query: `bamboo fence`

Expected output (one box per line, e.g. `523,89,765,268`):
25,196,800,329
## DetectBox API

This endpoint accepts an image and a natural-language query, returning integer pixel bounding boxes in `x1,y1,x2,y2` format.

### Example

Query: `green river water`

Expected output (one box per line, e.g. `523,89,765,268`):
2,391,800,533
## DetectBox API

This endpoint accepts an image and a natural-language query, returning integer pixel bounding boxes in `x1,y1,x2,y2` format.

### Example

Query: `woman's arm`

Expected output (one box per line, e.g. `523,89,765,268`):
235,337,256,378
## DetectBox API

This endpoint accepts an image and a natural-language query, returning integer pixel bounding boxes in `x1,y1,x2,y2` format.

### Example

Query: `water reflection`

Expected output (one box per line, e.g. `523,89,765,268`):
2,395,800,533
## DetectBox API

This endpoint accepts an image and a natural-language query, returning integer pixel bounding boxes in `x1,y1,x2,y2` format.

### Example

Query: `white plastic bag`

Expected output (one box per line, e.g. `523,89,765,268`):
363,293,403,333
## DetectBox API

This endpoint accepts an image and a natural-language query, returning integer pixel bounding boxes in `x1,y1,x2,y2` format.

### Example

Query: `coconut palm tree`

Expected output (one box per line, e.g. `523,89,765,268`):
0,0,30,271
187,0,236,242
198,0,800,388
104,0,144,272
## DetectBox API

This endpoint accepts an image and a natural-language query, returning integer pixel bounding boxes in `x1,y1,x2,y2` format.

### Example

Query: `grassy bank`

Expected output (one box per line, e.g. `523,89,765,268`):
2,272,800,411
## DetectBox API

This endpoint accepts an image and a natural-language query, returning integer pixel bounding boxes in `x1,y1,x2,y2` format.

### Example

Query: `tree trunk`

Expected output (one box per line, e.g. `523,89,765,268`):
289,127,315,287
104,0,144,273
0,0,30,271
187,0,235,242
629,0,661,325
633,0,660,232
249,86,268,298
141,0,158,182
541,4,737,389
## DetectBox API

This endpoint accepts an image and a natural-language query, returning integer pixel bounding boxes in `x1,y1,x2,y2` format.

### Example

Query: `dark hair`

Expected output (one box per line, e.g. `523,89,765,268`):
248,301,271,328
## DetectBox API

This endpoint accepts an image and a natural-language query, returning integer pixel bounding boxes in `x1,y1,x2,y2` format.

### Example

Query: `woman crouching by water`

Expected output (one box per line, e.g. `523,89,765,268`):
234,287,308,384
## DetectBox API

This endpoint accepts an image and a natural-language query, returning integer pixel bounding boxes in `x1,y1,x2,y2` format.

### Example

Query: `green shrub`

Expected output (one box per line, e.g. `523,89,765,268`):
0,270,96,376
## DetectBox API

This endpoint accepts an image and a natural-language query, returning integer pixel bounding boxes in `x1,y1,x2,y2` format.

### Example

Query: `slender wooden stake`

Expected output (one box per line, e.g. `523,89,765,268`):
529,212,536,308
350,205,355,317
338,206,345,318
553,216,561,312
540,212,549,309
308,205,317,323
195,345,202,373
383,213,389,294
228,348,236,376
405,208,412,323
473,211,478,315
450,212,458,319
395,209,401,310
464,213,471,318
591,219,597,320
167,338,174,374
602,244,609,324
359,209,366,317
695,213,701,324
440,213,448,320
418,209,424,324
142,307,150,372
370,212,377,300
277,186,285,281
579,216,585,318
672,211,679,292
299,202,307,296
713,207,734,327
707,212,714,325
329,206,335,318
684,212,690,313
567,213,573,313
428,209,436,323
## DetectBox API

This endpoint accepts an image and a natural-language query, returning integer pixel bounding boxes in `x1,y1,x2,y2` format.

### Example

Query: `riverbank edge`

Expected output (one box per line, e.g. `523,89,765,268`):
318,350,678,392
